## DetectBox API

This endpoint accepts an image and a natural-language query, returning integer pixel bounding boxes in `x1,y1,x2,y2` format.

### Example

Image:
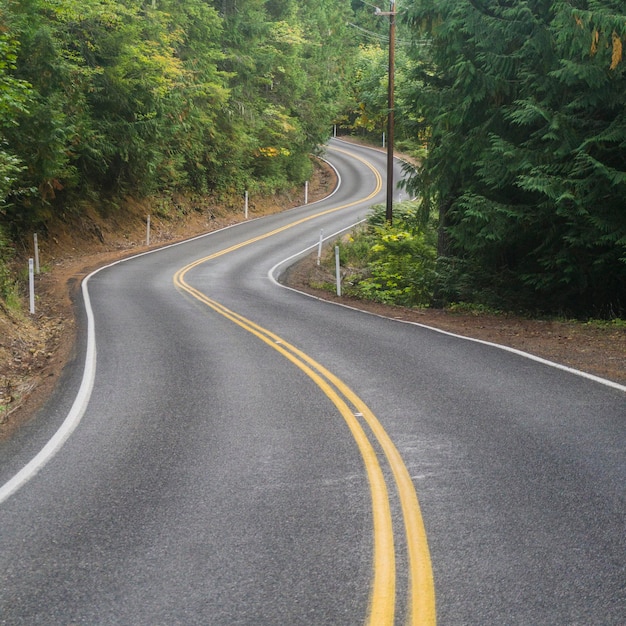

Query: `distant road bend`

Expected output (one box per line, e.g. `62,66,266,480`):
0,140,624,625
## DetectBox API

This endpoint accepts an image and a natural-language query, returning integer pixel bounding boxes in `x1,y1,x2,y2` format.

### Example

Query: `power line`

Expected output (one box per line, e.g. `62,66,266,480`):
347,23,428,48
347,22,420,47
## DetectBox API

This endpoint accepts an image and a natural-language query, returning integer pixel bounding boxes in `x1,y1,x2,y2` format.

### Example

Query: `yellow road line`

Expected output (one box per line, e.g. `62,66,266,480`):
176,147,382,274
172,146,435,624
172,281,397,624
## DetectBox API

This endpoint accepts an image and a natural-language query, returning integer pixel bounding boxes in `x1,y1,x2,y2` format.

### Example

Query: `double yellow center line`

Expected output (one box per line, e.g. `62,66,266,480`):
173,147,436,625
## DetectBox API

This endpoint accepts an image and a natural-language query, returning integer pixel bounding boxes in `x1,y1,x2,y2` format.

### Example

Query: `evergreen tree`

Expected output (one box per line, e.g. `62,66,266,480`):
0,0,359,232
404,0,626,316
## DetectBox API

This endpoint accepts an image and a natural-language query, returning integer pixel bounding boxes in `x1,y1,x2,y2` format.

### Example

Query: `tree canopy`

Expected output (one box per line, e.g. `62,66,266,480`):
402,0,626,316
0,0,355,231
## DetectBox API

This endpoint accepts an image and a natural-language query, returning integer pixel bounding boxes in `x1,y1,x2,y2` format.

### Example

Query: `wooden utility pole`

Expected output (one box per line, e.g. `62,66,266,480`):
376,1,397,224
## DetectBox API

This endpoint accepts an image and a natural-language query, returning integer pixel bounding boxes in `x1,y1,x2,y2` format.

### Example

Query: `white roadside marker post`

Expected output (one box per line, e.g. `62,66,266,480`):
317,229,323,266
335,246,342,297
29,258,35,315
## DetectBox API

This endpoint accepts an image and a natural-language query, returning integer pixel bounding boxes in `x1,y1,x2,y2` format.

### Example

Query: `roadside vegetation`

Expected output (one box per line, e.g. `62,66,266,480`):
341,1,626,321
401,1,626,319
329,202,438,308
0,0,357,288
0,1,625,325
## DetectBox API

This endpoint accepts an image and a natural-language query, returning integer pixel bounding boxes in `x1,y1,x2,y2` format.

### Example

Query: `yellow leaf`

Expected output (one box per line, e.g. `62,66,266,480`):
610,31,623,70
590,29,599,56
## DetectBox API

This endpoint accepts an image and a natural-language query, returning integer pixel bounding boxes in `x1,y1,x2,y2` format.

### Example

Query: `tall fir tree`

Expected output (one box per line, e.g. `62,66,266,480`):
403,0,626,316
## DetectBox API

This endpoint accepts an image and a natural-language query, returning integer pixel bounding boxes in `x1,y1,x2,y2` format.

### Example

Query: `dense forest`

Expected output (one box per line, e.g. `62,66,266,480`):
0,0,624,318
0,0,357,227
401,0,626,317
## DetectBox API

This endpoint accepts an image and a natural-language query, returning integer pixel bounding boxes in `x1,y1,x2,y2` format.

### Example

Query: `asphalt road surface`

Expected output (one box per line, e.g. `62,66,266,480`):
0,140,624,625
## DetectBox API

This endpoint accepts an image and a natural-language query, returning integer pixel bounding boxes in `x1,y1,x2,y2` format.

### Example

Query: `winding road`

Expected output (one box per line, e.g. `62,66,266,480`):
0,140,624,625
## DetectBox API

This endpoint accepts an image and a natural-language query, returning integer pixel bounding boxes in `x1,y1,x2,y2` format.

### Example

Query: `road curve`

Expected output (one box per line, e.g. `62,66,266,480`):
0,140,624,625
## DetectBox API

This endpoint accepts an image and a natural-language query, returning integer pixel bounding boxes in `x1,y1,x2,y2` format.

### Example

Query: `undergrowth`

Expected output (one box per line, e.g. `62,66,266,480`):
330,201,438,307
0,226,21,316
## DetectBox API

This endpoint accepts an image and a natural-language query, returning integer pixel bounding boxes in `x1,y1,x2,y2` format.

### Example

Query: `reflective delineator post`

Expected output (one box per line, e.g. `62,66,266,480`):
29,258,35,315
335,246,342,297
317,229,323,266
33,233,40,274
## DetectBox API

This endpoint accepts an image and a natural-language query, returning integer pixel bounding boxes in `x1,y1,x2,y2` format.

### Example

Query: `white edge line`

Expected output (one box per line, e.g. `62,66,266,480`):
0,273,97,504
269,238,626,395
0,228,242,505
0,153,344,505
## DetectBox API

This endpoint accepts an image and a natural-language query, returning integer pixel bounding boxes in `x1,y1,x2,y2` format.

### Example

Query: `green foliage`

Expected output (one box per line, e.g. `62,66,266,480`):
584,316,626,329
336,202,438,307
3,0,623,321
349,44,389,134
219,0,355,193
403,0,626,318
0,0,358,234
339,32,420,149
446,301,504,317
0,17,30,206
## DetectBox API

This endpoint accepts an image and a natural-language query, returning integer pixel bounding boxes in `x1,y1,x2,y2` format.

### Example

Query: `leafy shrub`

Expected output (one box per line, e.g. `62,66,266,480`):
337,202,438,307
0,224,18,308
